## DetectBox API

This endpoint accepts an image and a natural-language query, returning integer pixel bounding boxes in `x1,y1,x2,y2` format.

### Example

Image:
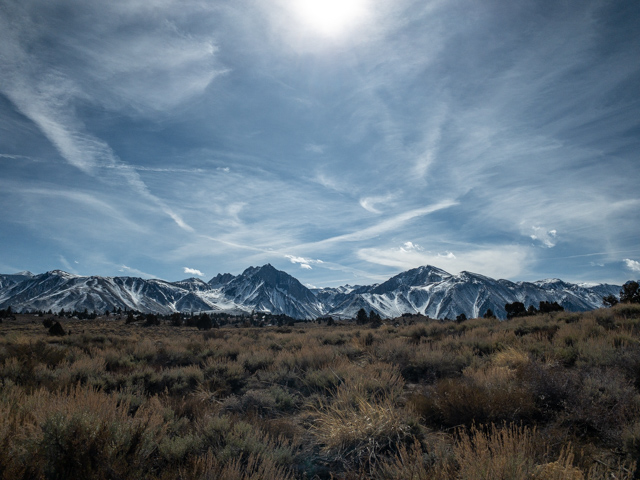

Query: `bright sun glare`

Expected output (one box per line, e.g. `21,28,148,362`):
293,0,367,37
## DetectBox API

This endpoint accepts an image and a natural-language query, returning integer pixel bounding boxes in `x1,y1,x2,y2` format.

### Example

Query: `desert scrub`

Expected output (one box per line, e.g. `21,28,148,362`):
0,384,167,480
311,381,417,474
1,310,640,479
203,357,246,396
560,368,640,444
452,423,544,479
411,360,538,428
186,450,295,480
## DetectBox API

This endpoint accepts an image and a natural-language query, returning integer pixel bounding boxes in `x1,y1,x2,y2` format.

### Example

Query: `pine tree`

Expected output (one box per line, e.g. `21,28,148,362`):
620,281,640,304
356,308,368,325
602,294,619,307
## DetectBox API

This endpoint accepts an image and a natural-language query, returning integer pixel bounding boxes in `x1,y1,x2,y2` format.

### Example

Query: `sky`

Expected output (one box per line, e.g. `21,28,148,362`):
0,0,639,287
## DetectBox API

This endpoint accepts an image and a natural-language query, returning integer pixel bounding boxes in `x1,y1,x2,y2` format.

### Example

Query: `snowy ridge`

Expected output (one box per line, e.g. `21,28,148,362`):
0,265,622,320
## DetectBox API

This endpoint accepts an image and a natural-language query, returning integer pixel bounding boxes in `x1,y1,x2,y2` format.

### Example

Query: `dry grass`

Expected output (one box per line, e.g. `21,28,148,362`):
0,306,639,479
311,383,414,474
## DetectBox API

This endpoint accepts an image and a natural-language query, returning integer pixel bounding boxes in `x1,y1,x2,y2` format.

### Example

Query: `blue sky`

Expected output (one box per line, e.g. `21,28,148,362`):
1,0,639,287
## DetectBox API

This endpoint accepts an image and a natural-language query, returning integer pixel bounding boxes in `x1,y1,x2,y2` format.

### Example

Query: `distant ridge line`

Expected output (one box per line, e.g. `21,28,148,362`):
0,264,621,320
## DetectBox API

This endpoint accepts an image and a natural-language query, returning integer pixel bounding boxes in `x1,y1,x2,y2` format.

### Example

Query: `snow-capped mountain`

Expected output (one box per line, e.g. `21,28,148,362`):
0,270,213,315
0,271,35,289
323,266,620,320
218,264,324,319
0,265,622,320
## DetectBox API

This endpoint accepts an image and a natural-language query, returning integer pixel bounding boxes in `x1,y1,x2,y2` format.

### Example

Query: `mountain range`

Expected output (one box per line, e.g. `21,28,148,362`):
0,264,620,320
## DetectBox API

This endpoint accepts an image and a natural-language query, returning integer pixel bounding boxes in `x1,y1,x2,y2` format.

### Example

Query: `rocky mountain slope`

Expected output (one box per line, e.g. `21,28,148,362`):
0,264,621,320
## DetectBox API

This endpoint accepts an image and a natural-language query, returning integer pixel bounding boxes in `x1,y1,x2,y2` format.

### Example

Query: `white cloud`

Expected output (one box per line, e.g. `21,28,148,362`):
184,267,205,277
529,226,558,248
285,254,323,270
624,259,640,273
400,241,423,252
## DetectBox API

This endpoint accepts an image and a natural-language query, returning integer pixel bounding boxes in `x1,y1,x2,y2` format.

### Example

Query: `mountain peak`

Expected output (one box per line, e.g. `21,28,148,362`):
13,271,35,277
46,270,79,278
179,277,207,284
371,264,451,294
208,272,236,287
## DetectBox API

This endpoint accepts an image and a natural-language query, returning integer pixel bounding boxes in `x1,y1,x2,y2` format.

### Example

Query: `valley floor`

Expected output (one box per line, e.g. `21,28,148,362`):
1,306,640,479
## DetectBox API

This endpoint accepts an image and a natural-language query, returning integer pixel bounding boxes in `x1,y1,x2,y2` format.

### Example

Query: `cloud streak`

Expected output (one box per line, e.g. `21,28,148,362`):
307,200,458,248
0,0,225,232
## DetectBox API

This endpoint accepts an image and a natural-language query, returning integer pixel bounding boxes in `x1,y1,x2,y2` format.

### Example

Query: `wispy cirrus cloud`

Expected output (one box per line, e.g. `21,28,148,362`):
118,265,157,279
308,200,458,248
359,194,395,214
0,0,226,233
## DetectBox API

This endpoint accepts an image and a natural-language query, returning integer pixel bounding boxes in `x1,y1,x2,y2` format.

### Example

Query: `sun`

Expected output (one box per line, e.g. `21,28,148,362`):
292,0,368,37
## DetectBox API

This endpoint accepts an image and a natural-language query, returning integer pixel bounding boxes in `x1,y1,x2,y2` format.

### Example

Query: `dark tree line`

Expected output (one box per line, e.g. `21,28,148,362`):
504,301,564,320
355,308,382,326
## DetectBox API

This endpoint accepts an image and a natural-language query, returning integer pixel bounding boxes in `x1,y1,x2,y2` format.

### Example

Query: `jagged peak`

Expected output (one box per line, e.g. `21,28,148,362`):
533,278,569,287
255,263,278,273
13,271,35,277
208,272,236,286
240,264,294,281
417,264,451,274
240,264,269,276
372,265,451,293
457,271,494,282
178,277,208,284
45,270,80,278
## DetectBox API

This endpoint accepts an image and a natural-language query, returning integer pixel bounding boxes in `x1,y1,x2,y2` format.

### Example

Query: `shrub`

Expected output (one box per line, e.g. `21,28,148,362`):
453,423,544,479
49,321,66,336
561,368,640,443
413,363,537,428
312,387,414,474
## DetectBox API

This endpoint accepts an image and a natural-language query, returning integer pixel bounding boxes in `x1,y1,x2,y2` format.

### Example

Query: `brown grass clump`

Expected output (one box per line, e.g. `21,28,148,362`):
312,394,415,475
453,423,541,479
